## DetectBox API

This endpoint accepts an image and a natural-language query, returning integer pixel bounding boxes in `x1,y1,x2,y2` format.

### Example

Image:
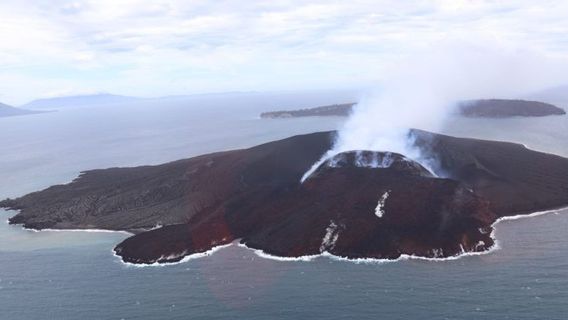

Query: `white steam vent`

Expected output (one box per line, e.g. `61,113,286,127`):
375,191,390,218
320,221,340,252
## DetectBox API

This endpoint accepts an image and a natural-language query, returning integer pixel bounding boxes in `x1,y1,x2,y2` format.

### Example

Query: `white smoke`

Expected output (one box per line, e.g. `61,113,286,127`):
302,40,568,182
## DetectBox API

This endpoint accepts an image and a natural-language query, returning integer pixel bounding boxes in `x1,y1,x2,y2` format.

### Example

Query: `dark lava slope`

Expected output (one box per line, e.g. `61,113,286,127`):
2,132,333,231
411,130,568,216
2,131,568,264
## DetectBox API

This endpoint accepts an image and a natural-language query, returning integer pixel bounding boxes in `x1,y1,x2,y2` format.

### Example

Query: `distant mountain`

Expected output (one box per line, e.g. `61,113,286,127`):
0,102,41,118
21,94,141,109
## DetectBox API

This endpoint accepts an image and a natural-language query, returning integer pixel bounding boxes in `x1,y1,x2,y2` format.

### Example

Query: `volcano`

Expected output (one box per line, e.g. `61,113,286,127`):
2,130,568,264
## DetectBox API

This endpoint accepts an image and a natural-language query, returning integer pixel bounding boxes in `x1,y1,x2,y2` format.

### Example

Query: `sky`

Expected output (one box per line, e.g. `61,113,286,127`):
2,0,568,105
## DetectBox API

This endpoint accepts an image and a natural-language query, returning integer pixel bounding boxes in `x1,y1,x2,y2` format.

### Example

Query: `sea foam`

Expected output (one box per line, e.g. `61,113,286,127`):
114,243,233,268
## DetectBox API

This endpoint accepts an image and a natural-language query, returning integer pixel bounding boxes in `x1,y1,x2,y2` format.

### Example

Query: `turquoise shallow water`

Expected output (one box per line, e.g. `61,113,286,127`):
0,92,567,319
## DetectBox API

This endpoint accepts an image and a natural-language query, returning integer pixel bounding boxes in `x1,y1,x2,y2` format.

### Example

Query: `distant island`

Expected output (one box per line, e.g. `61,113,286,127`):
22,94,140,110
260,99,565,119
458,99,566,117
0,102,43,118
260,103,355,118
2,130,568,265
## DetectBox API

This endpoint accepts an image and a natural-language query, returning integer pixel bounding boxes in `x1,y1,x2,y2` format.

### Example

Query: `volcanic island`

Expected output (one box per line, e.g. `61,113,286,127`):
0,130,568,264
2,130,568,265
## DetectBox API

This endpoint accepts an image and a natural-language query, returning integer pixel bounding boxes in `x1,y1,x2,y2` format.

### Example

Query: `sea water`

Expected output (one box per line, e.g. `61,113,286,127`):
0,91,567,319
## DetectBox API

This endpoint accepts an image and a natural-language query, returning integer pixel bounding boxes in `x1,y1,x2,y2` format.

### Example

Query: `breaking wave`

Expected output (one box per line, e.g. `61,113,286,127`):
113,243,233,268
22,227,132,235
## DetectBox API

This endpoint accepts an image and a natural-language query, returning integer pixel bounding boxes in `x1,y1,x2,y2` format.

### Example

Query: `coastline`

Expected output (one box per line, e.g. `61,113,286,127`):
3,205,566,267
239,206,566,265
112,243,234,268
112,205,566,267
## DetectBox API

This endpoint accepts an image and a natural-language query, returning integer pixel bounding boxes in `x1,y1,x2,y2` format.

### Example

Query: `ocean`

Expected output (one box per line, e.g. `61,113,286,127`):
1,91,567,319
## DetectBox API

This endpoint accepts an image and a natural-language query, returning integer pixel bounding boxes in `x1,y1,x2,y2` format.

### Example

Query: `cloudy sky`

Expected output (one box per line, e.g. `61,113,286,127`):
1,0,568,105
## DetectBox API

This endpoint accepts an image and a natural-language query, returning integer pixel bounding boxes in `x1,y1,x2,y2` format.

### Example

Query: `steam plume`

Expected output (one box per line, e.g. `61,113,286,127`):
301,41,567,182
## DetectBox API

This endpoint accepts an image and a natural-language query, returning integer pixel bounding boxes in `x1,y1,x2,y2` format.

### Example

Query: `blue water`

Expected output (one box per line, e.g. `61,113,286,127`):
1,92,567,319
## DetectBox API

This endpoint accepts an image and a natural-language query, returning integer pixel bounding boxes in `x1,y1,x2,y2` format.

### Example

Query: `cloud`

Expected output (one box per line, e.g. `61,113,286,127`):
1,0,568,104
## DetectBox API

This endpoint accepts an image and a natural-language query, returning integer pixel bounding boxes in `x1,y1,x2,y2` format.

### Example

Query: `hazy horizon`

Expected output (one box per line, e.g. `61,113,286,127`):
3,1,568,105
5,87,363,108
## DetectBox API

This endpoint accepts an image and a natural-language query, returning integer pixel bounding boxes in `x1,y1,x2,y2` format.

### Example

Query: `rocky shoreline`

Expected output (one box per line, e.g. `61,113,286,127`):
2,130,568,265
